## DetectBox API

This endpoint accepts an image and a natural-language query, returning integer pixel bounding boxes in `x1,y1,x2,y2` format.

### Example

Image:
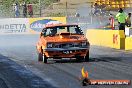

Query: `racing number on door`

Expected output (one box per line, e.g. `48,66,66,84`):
113,34,118,44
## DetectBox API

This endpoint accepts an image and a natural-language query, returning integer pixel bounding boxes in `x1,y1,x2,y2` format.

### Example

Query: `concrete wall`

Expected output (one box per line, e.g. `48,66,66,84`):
86,29,125,49
125,37,132,50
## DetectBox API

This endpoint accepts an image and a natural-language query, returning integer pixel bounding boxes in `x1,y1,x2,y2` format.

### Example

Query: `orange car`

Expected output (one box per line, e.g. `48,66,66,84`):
36,24,90,63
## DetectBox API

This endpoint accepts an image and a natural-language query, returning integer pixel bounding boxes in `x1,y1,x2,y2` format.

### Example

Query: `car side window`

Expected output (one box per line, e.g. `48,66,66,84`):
42,28,47,37
69,27,76,34
75,27,83,34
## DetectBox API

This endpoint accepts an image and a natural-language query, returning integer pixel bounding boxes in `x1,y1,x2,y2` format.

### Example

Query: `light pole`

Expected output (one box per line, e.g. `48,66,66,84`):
66,1,68,17
39,0,41,17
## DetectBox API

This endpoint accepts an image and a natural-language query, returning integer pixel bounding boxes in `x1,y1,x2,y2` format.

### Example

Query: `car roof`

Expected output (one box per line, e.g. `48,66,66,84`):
44,24,78,28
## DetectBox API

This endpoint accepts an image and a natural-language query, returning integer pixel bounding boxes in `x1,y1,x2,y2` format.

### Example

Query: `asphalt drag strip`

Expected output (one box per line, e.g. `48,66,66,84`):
0,35,132,88
0,78,8,88
0,54,57,88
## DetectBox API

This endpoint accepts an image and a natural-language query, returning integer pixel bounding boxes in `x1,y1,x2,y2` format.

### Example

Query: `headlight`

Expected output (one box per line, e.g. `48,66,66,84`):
47,43,53,48
81,42,87,46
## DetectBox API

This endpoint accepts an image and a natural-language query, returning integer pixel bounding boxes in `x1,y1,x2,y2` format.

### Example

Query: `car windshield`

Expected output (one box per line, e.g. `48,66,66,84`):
42,25,83,36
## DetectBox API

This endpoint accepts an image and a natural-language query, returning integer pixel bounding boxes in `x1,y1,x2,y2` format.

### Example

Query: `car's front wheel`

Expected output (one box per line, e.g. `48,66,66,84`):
42,54,48,63
84,52,89,62
76,56,84,62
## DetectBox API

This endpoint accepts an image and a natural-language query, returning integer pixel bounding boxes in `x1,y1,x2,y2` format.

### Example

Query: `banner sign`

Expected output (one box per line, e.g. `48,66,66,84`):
0,18,29,34
29,17,66,34
0,17,66,34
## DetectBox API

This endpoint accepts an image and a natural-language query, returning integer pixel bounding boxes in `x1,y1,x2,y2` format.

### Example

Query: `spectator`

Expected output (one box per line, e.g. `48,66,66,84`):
126,13,131,27
22,1,27,18
116,8,127,31
14,2,20,18
75,12,80,17
100,3,107,15
93,3,100,15
27,2,33,17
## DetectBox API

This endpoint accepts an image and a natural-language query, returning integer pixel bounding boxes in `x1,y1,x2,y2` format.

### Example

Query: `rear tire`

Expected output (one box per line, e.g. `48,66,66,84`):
85,52,89,62
38,53,43,61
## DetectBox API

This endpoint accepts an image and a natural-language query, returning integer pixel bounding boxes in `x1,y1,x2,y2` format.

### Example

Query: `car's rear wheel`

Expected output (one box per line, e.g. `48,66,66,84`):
42,54,48,63
85,52,89,62
38,53,43,61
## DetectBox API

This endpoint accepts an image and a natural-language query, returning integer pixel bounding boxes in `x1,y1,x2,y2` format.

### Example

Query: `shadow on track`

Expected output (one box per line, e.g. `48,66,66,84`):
55,59,84,63
45,56,122,64
90,57,122,62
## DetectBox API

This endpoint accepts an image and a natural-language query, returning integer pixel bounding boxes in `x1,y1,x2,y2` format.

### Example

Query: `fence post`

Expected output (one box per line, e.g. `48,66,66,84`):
39,0,41,17
66,1,68,17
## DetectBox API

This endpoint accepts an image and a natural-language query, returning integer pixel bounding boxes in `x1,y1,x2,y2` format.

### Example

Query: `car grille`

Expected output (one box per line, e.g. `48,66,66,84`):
54,43,82,48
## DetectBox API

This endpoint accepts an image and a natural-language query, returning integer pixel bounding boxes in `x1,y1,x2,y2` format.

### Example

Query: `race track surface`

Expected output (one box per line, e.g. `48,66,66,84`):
0,35,132,88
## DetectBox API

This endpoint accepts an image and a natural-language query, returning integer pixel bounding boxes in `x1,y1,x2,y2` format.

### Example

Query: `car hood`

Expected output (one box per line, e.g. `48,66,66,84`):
42,35,87,43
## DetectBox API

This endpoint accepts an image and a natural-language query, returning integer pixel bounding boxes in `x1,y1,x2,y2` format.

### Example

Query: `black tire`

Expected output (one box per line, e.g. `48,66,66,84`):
85,52,89,62
76,56,84,62
38,53,43,61
42,54,48,63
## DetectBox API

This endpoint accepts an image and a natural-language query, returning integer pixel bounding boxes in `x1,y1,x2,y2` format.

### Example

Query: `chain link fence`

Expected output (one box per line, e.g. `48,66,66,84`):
0,0,132,34
1,0,132,17
62,2,111,33
0,3,41,18
0,0,58,18
14,4,40,18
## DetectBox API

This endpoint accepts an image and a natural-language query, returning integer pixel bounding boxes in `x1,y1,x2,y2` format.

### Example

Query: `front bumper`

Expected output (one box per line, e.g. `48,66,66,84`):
43,47,89,58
